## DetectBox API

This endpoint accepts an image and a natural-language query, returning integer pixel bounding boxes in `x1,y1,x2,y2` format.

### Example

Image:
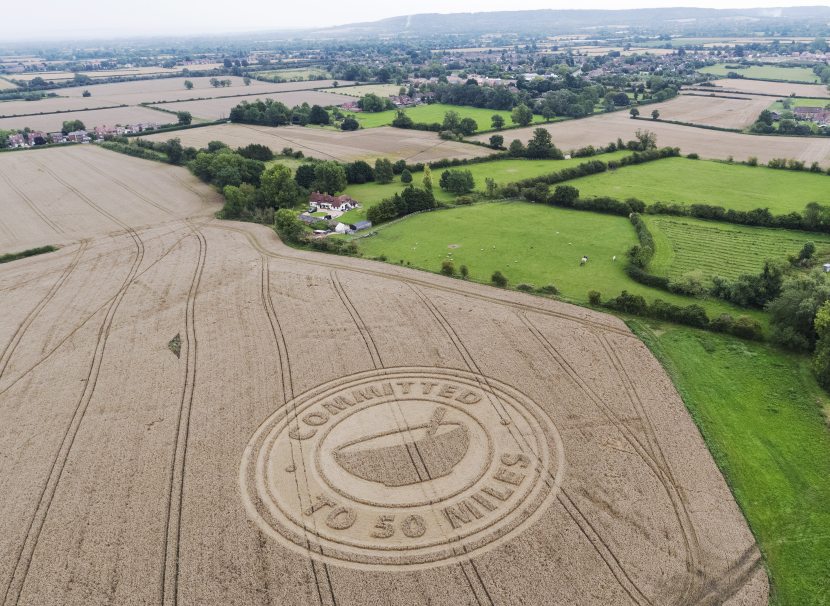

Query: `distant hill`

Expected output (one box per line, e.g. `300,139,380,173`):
303,7,830,38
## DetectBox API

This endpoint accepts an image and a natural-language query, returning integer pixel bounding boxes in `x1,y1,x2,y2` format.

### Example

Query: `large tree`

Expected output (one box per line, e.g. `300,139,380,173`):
295,164,316,188
312,161,347,194
442,110,461,132
308,105,330,125
374,158,394,184
525,128,561,159
260,164,302,209
511,103,533,126
439,169,475,195
458,117,478,136
768,270,830,350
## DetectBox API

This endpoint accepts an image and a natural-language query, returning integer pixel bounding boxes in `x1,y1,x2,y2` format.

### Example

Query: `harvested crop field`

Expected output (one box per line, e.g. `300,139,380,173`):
142,124,493,163
643,93,772,129
57,78,353,105
691,78,830,98
153,90,354,120
0,146,220,254
471,110,830,166
0,105,174,132
0,96,125,119
0,144,767,605
327,84,404,97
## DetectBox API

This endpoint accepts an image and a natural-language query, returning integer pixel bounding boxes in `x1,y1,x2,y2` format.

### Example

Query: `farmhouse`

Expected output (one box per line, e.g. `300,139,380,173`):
794,106,830,125
309,191,359,211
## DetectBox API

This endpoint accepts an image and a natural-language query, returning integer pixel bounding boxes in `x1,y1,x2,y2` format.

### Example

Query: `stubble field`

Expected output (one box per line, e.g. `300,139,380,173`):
153,90,354,121
0,145,767,605
0,79,356,131
142,123,494,163
0,106,177,133
472,110,830,166
57,77,352,104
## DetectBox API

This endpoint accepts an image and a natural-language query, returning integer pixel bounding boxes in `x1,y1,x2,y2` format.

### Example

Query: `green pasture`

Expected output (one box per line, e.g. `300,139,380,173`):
254,68,330,81
698,64,821,83
646,216,830,281
337,150,633,224
769,97,830,111
566,158,830,215
354,201,763,322
344,103,549,131
633,322,830,606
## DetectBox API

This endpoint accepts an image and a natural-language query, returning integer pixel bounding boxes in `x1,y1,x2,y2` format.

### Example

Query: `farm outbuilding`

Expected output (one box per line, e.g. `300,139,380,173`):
351,220,372,231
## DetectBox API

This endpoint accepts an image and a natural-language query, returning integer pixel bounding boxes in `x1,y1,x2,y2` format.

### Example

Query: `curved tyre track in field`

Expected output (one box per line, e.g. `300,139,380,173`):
0,155,767,606
0,229,190,398
330,272,496,606
1,230,144,606
160,224,206,606
0,241,87,380
259,255,335,606
0,166,63,236
519,313,696,604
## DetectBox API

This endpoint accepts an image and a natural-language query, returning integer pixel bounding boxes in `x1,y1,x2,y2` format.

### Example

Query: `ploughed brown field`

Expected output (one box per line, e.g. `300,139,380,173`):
0,146,767,605
473,110,830,166
142,124,494,163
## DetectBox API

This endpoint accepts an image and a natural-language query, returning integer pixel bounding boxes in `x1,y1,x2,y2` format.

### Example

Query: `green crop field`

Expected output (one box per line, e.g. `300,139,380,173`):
353,201,763,321
698,63,821,83
646,216,830,281
345,103,549,131
633,322,830,606
254,68,330,81
769,97,830,111
337,150,633,224
567,157,830,215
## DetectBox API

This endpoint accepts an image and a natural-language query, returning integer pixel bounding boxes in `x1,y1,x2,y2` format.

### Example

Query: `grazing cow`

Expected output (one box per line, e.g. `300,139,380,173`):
612,255,617,262
580,256,588,266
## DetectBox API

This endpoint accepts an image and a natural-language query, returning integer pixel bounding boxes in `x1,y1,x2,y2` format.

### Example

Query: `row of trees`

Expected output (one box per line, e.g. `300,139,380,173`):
366,184,437,225
228,99,333,127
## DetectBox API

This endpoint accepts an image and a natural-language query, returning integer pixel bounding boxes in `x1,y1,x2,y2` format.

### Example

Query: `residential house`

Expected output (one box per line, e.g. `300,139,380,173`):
794,107,830,125
309,192,359,212
7,133,26,148
65,130,89,143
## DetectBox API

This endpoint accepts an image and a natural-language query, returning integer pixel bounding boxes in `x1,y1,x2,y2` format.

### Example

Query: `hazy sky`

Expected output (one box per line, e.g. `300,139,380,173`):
3,0,818,41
